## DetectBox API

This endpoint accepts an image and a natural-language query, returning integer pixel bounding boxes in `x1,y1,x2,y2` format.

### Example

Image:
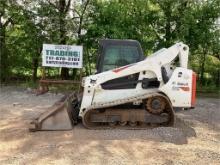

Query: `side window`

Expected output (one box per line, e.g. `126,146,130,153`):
102,45,140,72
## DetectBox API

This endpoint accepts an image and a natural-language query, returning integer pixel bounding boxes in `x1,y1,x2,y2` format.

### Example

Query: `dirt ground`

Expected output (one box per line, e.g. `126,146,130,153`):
0,86,220,165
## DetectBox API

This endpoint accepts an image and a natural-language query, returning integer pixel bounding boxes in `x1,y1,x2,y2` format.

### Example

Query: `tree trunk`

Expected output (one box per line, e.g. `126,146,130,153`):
61,68,69,80
0,24,8,82
32,57,38,82
216,70,220,87
200,50,206,86
164,3,172,47
59,0,69,79
71,0,90,79
71,69,77,80
86,47,91,75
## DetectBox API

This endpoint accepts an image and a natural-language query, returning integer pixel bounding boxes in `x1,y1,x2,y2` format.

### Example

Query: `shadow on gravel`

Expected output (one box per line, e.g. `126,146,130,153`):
146,117,196,145
66,116,196,145
177,98,220,132
174,117,197,141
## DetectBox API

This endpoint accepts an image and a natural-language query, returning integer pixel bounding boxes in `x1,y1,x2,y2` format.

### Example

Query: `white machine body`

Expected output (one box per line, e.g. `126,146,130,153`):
80,42,196,116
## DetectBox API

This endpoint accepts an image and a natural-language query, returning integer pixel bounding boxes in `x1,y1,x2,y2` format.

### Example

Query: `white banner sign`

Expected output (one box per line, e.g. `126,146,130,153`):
42,44,83,68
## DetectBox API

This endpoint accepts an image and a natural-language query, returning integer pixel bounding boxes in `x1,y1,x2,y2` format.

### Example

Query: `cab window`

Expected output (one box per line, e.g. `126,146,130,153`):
102,45,140,72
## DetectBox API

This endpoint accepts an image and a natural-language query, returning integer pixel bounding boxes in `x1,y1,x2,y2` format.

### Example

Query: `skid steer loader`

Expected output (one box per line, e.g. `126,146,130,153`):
29,39,196,131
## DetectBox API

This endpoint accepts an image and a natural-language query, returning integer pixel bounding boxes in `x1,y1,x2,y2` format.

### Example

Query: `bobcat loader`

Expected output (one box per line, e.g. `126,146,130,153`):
29,39,196,131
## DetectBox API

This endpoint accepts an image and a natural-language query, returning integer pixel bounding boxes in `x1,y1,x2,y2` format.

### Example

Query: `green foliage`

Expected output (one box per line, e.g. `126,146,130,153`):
0,0,219,91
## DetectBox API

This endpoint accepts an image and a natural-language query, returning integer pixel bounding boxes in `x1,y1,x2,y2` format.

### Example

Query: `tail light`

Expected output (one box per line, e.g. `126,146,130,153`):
191,72,197,107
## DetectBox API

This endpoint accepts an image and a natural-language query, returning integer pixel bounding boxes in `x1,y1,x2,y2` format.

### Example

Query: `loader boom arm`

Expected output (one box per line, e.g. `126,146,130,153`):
147,42,189,68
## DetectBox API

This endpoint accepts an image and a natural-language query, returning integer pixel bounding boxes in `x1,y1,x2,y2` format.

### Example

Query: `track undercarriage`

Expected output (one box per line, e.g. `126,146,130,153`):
81,94,175,129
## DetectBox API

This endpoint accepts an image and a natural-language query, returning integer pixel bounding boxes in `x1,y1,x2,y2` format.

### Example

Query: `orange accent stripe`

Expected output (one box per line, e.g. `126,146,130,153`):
191,72,197,107
112,65,132,73
180,86,190,91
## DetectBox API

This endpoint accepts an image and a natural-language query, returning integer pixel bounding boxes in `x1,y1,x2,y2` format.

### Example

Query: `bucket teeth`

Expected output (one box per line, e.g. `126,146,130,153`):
29,120,39,132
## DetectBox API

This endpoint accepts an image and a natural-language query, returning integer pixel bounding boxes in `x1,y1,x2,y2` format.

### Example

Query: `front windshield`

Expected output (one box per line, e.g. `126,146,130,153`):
102,45,140,72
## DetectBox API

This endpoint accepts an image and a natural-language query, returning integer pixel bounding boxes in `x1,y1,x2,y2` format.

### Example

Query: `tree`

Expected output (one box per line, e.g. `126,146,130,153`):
0,0,219,89
0,0,14,82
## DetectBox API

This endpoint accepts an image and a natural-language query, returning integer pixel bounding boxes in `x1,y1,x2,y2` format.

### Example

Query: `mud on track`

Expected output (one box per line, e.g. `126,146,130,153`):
0,86,220,165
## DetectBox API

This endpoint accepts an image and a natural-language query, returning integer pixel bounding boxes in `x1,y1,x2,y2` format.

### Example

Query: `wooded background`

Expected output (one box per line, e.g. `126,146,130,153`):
0,0,219,89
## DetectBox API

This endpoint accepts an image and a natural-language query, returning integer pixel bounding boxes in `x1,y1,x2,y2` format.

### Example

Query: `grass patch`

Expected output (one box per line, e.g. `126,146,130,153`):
197,85,220,98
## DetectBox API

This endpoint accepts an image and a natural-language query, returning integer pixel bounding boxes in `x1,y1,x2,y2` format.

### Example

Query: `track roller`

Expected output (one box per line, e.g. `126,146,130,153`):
119,121,127,126
109,121,117,127
129,121,138,127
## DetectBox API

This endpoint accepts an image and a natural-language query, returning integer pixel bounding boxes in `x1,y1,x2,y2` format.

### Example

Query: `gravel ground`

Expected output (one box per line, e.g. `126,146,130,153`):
0,86,219,165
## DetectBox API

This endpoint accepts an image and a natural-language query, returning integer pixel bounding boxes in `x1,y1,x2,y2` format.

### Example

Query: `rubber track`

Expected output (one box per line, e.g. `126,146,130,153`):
82,93,175,129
